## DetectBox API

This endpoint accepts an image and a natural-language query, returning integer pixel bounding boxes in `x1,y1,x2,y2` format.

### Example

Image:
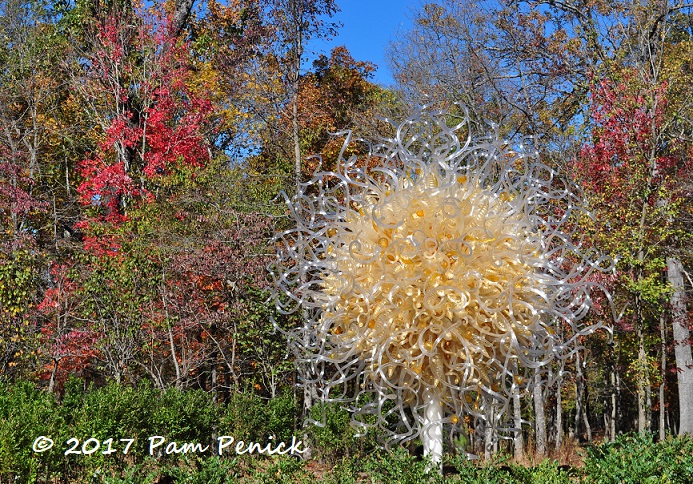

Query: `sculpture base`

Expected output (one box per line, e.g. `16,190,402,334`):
422,389,443,473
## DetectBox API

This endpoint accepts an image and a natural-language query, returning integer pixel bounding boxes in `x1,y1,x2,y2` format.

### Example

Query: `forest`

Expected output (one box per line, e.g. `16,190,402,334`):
1,0,693,482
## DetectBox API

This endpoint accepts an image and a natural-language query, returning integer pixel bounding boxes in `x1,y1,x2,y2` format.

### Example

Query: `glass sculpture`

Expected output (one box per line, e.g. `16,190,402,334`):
270,107,612,467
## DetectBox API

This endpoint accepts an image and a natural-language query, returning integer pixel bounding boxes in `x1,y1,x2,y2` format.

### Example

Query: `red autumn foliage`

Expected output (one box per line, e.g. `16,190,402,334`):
0,150,48,228
76,12,213,257
35,263,100,389
577,71,685,198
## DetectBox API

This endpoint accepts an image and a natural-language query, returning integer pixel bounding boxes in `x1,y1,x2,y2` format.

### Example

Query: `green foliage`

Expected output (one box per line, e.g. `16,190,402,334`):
622,264,671,310
322,456,361,484
0,249,36,318
149,386,219,447
99,460,161,484
4,383,693,483
308,401,378,464
445,454,572,484
363,447,441,484
221,392,297,444
583,433,693,483
248,455,312,484
448,457,514,484
507,460,573,484
0,380,235,481
162,456,240,484
323,448,449,484
322,452,575,484
0,249,41,380
234,285,296,393
0,380,68,481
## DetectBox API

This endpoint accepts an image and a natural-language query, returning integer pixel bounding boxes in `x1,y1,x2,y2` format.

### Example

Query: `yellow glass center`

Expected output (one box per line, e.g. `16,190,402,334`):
319,169,548,398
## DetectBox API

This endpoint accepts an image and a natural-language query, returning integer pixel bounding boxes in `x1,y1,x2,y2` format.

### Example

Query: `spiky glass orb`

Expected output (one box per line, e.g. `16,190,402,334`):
271,108,610,447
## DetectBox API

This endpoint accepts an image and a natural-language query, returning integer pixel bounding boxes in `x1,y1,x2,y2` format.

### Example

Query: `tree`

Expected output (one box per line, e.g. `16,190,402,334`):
31,6,217,389
668,256,693,434
72,9,214,247
268,0,339,186
577,63,693,435
387,0,595,140
0,0,70,382
189,0,270,157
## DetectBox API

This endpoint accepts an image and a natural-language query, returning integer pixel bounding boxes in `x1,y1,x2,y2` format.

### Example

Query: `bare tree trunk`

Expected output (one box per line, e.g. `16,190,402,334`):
604,344,613,441
577,350,592,442
555,367,563,452
161,268,181,389
513,385,523,461
290,4,304,189
168,327,181,389
584,403,592,442
646,380,653,433
301,337,315,460
668,257,693,435
211,361,218,403
660,312,666,440
635,174,652,433
533,369,546,459
575,350,584,440
286,11,314,454
636,312,649,433
610,356,618,441
292,90,302,187
171,0,197,37
48,358,59,394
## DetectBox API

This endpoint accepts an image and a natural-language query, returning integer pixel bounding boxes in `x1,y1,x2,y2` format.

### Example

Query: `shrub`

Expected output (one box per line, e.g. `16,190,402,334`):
15,380,693,483
583,433,693,484
248,455,312,484
162,455,240,484
0,380,260,482
363,447,442,484
0,380,69,482
60,379,222,475
220,392,298,444
307,402,379,464
149,385,220,446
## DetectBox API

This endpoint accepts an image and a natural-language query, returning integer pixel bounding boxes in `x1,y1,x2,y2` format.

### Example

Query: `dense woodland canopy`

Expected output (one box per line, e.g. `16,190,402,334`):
1,0,693,463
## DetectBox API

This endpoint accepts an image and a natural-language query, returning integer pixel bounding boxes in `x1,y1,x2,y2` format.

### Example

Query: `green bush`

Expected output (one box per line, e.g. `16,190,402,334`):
220,392,298,443
7,380,693,483
248,455,313,484
490,459,571,484
98,459,161,484
0,380,69,482
64,379,158,468
59,379,222,476
323,456,361,484
0,380,292,482
307,402,379,464
149,385,220,446
522,459,573,484
162,455,240,484
583,433,693,484
363,447,442,484
445,454,518,484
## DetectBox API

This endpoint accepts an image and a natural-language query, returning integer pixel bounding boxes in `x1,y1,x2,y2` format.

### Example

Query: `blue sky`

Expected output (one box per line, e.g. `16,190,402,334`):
307,0,420,87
